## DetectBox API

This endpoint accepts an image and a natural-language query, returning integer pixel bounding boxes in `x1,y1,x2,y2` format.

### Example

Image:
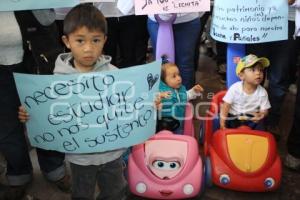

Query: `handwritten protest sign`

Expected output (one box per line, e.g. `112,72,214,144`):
0,0,79,11
210,0,288,43
80,0,115,2
135,0,210,15
14,61,161,153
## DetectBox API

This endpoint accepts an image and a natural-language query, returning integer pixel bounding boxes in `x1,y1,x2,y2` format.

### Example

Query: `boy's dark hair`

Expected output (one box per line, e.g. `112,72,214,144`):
63,3,107,36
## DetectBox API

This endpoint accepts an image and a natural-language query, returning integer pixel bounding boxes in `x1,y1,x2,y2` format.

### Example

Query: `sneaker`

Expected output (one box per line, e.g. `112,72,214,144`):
4,185,27,200
284,153,300,171
54,175,71,193
266,125,281,141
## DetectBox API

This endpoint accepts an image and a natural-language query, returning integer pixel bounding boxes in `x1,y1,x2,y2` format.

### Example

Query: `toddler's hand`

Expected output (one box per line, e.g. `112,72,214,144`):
160,91,171,99
220,124,226,129
193,84,204,94
220,119,226,129
154,94,162,110
18,106,29,123
289,0,296,5
251,112,265,123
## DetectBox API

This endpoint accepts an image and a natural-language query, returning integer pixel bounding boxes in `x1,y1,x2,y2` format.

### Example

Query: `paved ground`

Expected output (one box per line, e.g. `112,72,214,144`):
1,54,299,200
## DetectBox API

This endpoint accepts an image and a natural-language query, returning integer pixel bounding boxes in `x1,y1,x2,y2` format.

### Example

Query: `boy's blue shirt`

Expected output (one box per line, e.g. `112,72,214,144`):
159,80,187,121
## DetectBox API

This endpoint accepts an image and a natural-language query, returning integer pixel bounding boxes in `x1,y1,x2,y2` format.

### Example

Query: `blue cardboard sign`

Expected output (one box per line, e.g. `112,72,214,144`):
14,61,161,153
0,0,79,11
210,0,288,43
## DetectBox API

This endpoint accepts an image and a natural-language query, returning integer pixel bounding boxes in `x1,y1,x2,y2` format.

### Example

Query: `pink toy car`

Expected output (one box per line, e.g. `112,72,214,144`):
128,130,203,199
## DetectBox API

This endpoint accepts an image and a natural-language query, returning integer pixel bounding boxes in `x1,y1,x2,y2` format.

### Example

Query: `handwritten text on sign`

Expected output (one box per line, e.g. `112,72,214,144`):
80,0,115,3
0,0,79,11
134,0,210,15
14,61,161,153
210,0,288,43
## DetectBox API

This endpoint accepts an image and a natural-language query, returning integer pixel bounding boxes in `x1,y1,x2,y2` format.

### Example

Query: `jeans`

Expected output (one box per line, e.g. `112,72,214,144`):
147,17,201,89
105,15,149,68
287,76,300,158
0,64,65,186
70,157,127,200
226,114,265,131
286,21,300,84
247,41,290,126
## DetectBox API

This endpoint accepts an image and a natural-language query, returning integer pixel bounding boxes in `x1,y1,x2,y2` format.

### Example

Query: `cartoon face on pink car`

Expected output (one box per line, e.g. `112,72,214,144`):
146,140,187,179
128,131,203,199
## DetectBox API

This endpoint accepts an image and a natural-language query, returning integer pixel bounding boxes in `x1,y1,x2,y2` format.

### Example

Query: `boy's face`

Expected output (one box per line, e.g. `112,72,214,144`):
239,62,264,86
165,66,182,89
62,26,106,72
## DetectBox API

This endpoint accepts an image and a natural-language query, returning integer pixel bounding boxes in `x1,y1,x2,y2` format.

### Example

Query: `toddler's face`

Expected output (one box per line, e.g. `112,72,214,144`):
63,26,106,72
165,66,182,89
240,63,264,86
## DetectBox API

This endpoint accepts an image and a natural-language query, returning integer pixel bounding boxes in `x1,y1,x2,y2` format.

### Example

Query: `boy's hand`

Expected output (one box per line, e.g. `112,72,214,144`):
250,112,265,123
193,84,204,94
18,106,29,123
289,0,295,5
220,117,227,129
220,122,226,129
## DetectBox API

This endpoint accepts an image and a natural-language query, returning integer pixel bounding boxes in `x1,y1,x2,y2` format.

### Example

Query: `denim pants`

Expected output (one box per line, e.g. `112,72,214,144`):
246,21,298,126
226,119,265,131
147,17,201,90
287,77,300,158
0,64,65,186
70,156,127,200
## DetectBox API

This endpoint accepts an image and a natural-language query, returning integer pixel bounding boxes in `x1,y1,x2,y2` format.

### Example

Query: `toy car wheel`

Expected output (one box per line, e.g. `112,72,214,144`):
199,120,205,144
205,156,213,187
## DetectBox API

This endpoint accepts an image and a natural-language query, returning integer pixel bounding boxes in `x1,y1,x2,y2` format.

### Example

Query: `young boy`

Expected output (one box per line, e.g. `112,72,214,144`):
20,4,127,199
220,54,271,130
158,62,203,134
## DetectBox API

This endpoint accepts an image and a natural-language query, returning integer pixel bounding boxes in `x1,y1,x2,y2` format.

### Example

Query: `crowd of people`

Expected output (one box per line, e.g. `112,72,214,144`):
0,0,299,199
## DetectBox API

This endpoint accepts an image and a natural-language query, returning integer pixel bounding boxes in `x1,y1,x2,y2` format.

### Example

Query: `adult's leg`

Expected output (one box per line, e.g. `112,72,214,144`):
266,42,290,127
0,65,33,199
0,128,33,186
134,15,149,65
147,18,159,59
247,40,290,129
216,41,227,67
287,21,300,84
118,15,137,68
104,17,119,66
174,18,201,89
287,77,300,158
147,17,201,89
36,148,65,182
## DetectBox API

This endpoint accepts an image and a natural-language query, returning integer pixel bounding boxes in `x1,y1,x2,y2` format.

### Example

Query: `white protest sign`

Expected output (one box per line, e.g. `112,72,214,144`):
210,0,288,43
80,0,115,2
135,0,210,15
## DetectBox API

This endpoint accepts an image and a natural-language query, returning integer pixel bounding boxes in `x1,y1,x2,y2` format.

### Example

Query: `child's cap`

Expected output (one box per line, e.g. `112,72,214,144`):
236,54,270,75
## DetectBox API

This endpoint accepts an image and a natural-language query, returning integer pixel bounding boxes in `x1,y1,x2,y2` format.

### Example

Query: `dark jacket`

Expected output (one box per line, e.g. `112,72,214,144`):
14,11,63,74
